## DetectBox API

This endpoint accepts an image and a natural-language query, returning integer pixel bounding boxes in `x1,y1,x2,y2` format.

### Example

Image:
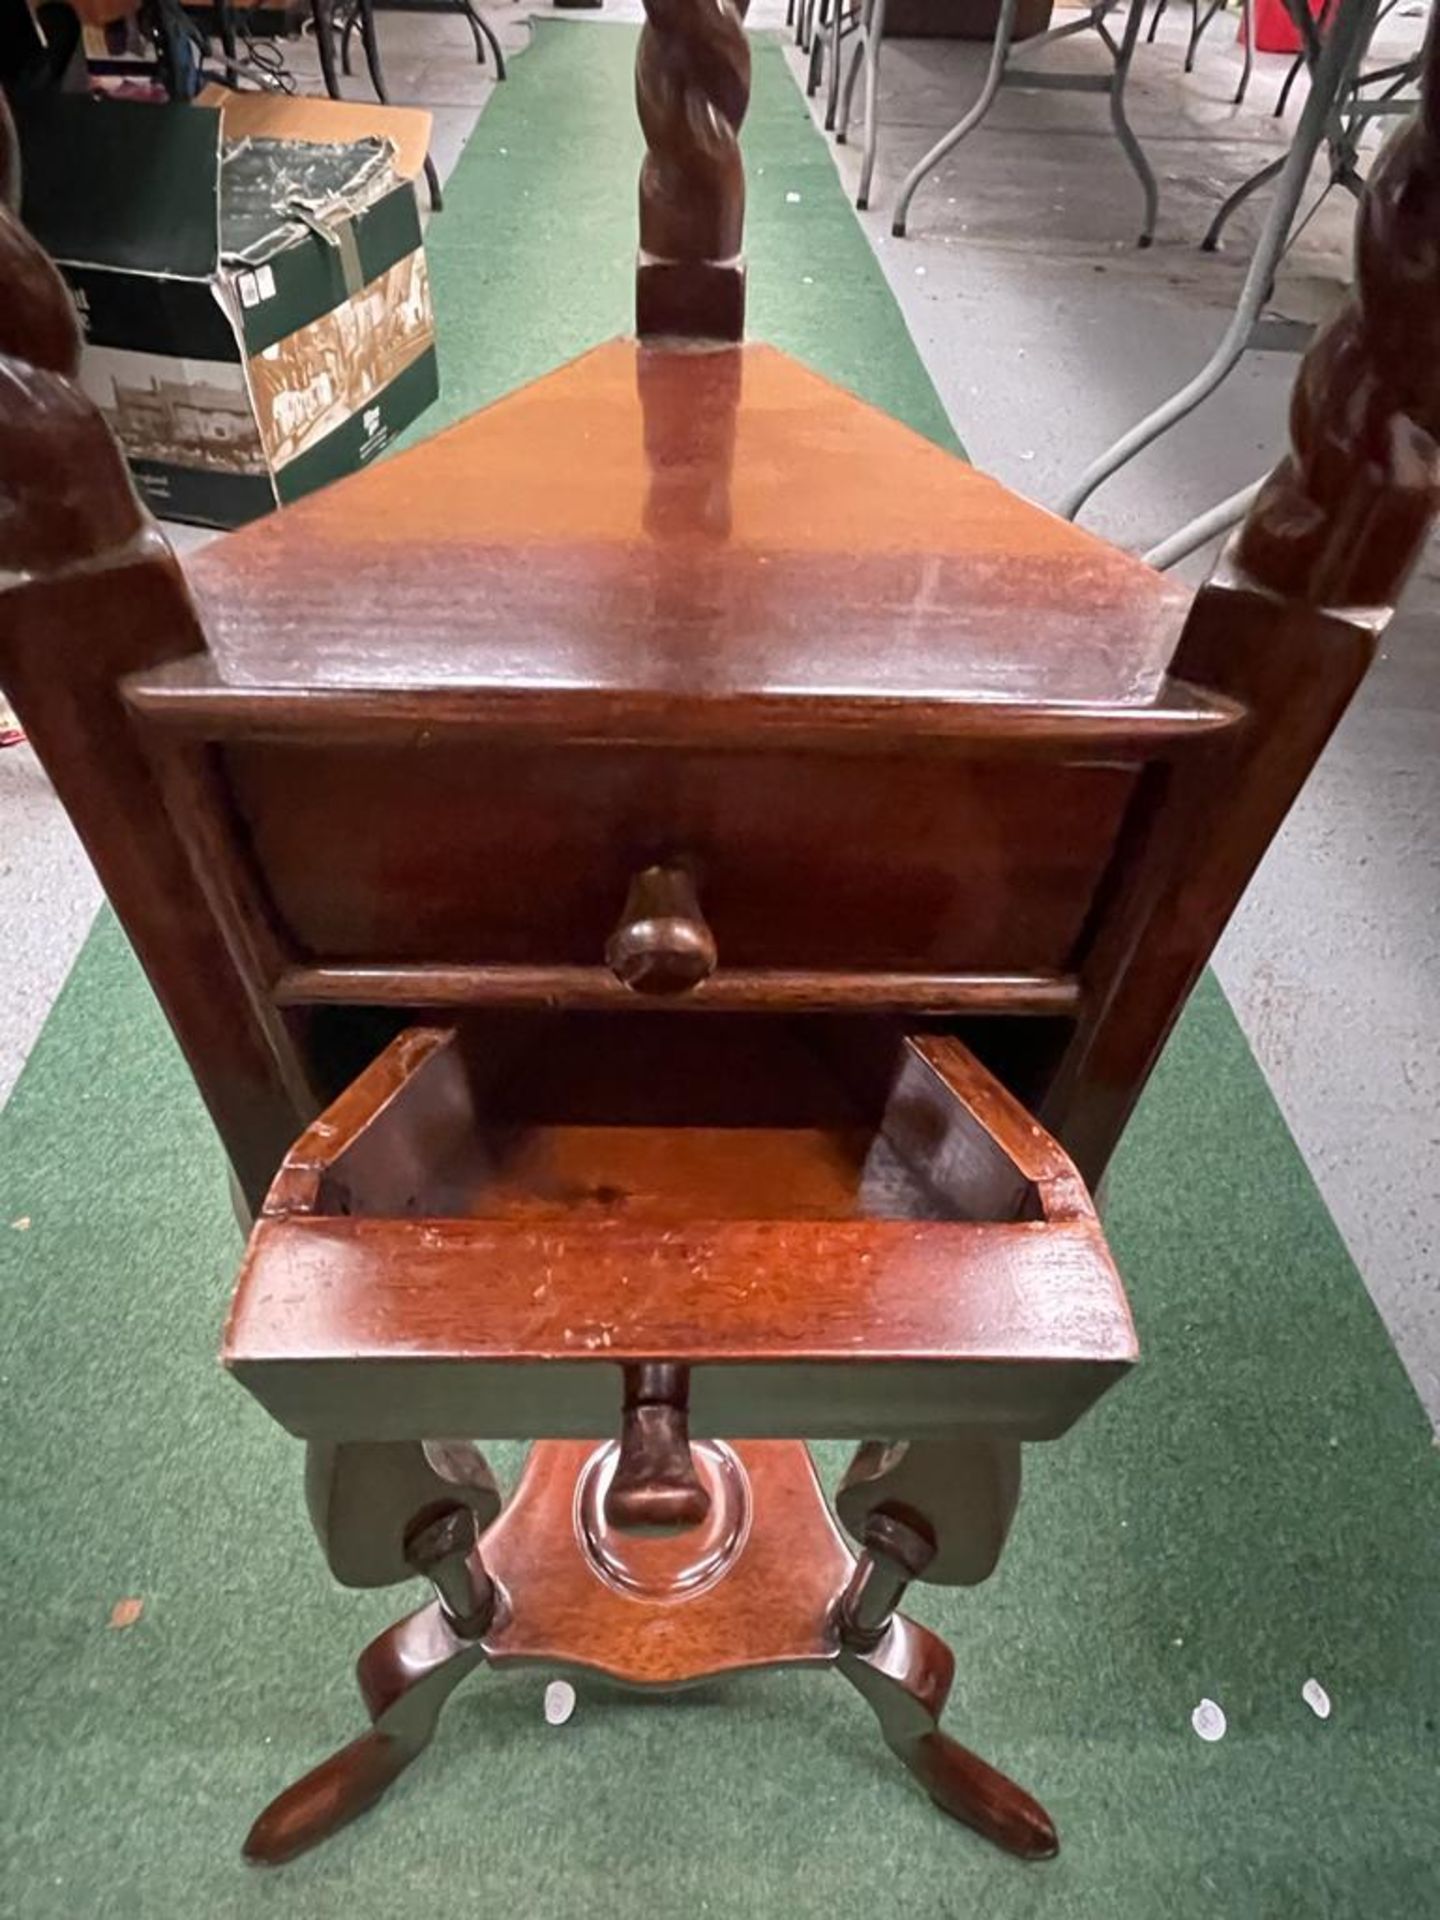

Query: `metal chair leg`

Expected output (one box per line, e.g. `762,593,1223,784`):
453,0,487,67
214,0,238,75
857,0,889,209
455,0,506,78
309,0,343,99
354,0,443,211
825,0,848,130
837,31,865,141
1235,0,1255,103
807,0,829,95
1185,0,1220,72
1275,46,1306,113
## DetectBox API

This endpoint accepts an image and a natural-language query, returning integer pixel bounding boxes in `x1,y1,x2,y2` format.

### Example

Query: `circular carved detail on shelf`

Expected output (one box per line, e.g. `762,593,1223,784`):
577,1439,753,1599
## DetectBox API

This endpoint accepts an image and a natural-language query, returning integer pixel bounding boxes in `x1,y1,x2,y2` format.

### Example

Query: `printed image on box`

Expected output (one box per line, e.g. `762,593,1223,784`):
82,346,268,476
248,252,435,468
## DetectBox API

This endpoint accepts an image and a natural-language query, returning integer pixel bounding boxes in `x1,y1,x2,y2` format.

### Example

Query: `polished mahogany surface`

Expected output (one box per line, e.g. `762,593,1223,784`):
181,340,1191,714
218,736,1136,973
225,1027,1136,1443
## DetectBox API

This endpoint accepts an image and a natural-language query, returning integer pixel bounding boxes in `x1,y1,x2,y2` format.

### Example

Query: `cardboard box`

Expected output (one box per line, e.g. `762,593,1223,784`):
16,92,439,527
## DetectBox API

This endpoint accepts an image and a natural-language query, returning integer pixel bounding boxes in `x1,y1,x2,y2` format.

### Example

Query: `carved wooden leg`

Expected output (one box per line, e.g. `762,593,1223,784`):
244,1604,487,1865
839,1616,1058,1861
834,1503,1056,1859
245,1505,494,1865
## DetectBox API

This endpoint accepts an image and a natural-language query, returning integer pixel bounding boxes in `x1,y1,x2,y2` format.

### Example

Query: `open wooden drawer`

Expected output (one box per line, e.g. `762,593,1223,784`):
224,1019,1136,1443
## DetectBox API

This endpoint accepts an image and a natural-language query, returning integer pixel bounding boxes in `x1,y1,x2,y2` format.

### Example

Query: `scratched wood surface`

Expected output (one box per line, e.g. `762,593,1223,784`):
179,341,1192,712
224,1027,1135,1442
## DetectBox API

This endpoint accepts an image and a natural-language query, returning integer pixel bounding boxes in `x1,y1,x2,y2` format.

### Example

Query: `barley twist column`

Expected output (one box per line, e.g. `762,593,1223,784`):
1235,12,1440,607
635,0,752,341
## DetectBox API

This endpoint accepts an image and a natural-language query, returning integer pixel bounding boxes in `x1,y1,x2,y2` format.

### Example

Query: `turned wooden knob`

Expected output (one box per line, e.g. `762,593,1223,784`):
605,1364,711,1534
606,864,716,996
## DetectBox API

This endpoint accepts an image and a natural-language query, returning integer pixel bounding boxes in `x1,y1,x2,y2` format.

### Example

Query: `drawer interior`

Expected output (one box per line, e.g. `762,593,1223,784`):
232,1017,1134,1444
295,1015,1045,1228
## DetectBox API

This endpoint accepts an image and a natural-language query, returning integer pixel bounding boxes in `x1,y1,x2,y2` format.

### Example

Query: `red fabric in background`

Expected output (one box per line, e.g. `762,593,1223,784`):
1243,0,1328,55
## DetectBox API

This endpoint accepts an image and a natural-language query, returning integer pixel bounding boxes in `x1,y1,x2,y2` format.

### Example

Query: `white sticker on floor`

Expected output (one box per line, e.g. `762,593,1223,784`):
1191,1698,1227,1742
544,1680,576,1727
1302,1678,1332,1720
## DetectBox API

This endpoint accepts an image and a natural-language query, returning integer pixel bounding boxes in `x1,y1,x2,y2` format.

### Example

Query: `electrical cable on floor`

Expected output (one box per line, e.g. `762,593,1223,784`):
208,18,298,94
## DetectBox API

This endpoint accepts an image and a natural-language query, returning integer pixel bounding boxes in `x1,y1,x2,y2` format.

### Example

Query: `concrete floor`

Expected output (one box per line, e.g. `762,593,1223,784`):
1,0,1436,1421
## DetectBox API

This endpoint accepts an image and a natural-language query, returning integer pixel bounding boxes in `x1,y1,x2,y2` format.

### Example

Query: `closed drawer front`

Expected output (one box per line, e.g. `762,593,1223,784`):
224,741,1135,975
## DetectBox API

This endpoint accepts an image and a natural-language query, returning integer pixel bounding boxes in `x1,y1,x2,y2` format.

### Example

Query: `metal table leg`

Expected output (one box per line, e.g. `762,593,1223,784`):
891,0,1156,244
1109,0,1159,244
891,0,1022,236
1203,0,1382,251
1201,147,1284,248
1057,0,1381,522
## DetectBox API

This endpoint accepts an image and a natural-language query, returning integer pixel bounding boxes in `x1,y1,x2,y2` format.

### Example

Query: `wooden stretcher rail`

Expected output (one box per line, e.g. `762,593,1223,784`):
272,964,1085,1014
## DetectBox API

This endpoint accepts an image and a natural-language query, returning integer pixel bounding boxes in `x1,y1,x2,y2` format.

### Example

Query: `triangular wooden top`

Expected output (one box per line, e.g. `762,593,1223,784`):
185,339,1191,715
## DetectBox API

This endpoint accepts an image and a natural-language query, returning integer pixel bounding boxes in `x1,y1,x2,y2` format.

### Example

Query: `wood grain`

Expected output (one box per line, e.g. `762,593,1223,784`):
244,1440,1058,1864
272,963,1082,1015
218,737,1136,976
181,342,1192,714
123,658,1237,753
224,1030,1135,1441
481,1440,851,1685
